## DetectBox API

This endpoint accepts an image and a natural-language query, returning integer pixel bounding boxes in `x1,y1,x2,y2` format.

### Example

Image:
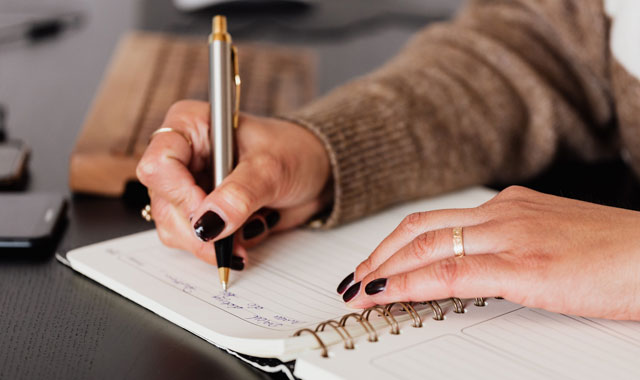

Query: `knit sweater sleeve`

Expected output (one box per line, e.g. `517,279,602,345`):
282,0,617,227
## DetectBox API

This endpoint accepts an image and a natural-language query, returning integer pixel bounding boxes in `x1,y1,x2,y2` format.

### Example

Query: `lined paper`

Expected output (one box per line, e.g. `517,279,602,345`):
371,335,543,379
462,308,640,379
105,230,356,332
583,317,640,344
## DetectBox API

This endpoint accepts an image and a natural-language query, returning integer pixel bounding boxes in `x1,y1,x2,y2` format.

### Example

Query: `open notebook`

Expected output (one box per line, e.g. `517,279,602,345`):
64,187,640,379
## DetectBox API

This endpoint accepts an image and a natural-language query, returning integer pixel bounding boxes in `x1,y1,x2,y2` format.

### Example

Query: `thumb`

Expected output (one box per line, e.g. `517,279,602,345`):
190,155,281,242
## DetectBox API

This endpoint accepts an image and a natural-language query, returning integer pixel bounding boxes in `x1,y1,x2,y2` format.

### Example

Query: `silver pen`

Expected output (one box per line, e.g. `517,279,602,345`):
209,15,241,290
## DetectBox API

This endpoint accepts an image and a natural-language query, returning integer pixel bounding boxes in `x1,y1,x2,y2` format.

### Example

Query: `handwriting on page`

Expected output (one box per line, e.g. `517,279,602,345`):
109,231,361,331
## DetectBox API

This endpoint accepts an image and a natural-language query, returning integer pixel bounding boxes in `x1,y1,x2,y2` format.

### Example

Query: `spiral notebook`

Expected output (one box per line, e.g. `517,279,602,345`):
64,187,640,379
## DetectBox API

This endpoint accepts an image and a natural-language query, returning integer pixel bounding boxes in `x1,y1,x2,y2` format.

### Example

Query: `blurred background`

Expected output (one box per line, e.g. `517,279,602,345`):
0,0,463,193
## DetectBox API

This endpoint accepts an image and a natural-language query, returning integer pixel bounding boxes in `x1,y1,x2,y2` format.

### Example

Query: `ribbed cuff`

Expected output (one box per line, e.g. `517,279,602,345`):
280,77,423,228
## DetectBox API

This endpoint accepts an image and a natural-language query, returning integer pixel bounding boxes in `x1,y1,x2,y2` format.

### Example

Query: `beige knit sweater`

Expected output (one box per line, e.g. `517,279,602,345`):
284,0,640,228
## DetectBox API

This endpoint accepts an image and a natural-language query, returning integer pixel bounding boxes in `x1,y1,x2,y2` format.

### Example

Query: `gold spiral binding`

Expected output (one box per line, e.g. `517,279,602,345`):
316,320,354,350
451,297,465,313
293,297,491,358
339,313,378,342
294,328,328,358
427,301,444,320
385,302,423,328
362,306,400,335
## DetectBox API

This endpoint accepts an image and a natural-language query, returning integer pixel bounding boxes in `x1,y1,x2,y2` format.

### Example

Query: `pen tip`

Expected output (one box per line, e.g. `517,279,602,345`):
218,267,230,291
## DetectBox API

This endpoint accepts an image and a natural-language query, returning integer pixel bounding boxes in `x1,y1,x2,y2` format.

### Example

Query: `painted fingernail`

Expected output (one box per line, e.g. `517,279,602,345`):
365,278,387,295
193,211,226,242
243,219,265,240
342,281,361,303
336,272,354,294
231,255,244,271
265,210,280,229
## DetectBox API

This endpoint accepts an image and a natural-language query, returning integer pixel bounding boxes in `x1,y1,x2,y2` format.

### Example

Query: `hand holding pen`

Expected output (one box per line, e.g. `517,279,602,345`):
136,104,332,284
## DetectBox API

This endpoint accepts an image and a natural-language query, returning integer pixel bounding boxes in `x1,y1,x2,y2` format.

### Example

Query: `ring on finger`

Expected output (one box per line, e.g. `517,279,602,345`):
149,127,192,147
142,204,153,222
452,227,465,258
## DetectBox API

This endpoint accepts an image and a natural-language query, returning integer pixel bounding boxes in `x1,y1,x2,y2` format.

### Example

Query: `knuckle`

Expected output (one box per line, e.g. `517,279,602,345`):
221,181,258,217
499,185,529,199
400,212,427,235
396,273,411,296
355,259,374,278
168,99,196,114
251,154,282,176
165,187,191,211
432,258,461,295
410,232,436,261
136,158,157,184
249,154,284,192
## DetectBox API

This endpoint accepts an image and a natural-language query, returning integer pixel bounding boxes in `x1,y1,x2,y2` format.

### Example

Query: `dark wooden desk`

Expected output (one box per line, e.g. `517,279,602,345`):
0,1,463,379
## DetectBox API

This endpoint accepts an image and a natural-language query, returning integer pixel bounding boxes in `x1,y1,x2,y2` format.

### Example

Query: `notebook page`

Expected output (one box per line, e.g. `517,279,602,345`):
67,187,497,357
371,335,542,380
462,308,640,379
294,300,640,380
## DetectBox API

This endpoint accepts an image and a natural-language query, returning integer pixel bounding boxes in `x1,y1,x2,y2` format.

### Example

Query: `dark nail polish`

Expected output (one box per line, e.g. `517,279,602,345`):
265,210,280,229
231,255,244,271
365,278,387,295
193,211,226,242
336,272,354,294
342,281,361,303
243,219,265,240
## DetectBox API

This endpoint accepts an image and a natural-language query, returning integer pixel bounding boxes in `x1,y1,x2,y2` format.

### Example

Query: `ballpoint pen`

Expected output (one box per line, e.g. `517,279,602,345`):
209,15,241,290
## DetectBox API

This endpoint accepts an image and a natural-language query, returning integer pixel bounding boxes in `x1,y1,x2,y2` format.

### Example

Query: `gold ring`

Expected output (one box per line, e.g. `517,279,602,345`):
141,204,153,222
149,127,192,147
453,227,465,257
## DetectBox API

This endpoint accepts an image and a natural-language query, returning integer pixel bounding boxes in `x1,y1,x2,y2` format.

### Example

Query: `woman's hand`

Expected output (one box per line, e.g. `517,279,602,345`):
339,186,640,320
136,100,331,266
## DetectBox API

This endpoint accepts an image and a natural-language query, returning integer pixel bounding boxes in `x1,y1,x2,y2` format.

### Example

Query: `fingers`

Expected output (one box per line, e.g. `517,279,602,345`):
139,139,206,219
191,154,283,242
150,195,216,265
137,100,210,218
357,224,495,291
152,195,247,270
239,195,327,248
237,212,272,249
353,208,489,283
347,254,517,309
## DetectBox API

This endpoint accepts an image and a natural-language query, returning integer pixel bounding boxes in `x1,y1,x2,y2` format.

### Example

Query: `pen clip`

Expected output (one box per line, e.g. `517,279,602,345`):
232,45,241,129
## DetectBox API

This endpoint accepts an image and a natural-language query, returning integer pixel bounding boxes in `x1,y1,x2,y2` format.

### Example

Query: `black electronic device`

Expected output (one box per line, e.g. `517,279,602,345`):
0,193,67,250
0,105,6,141
0,140,30,188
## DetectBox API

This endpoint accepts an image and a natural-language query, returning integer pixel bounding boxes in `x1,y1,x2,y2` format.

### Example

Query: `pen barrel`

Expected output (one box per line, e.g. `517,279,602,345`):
209,40,234,188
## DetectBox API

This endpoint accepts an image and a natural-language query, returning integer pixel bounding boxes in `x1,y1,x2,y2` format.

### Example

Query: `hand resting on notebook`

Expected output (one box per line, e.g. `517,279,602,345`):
340,186,640,321
136,100,331,266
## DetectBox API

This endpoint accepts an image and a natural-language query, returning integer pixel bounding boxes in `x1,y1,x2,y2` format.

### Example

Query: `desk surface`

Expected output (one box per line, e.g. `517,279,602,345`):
0,0,462,379
2,1,640,379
